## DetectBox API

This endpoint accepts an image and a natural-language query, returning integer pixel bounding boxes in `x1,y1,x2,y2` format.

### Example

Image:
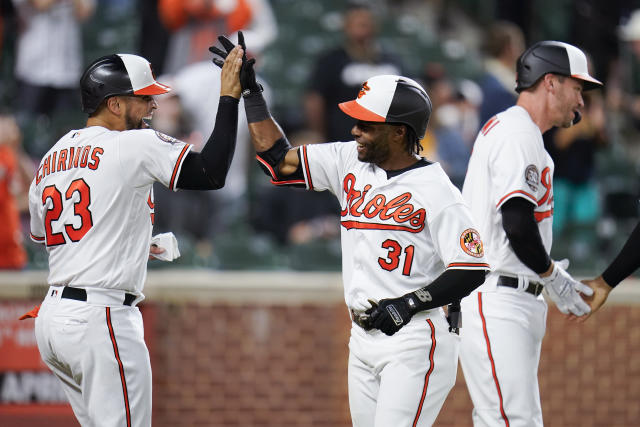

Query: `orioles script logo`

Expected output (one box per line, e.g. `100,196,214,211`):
340,173,426,233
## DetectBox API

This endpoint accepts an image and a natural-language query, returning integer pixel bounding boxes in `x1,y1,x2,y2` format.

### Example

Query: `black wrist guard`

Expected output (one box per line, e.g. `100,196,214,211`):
403,289,431,315
244,90,269,123
242,83,263,98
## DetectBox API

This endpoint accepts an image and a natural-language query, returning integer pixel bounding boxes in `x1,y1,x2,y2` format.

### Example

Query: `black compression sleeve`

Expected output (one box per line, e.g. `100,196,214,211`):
176,96,239,190
404,269,486,313
602,221,640,287
501,197,552,274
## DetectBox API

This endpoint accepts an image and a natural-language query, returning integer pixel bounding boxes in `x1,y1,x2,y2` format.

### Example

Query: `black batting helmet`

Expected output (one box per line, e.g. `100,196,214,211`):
515,41,602,93
338,75,432,139
80,54,171,114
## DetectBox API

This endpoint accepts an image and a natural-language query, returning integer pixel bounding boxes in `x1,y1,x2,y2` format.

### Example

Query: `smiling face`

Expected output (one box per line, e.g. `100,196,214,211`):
120,95,157,130
351,120,395,165
550,75,585,128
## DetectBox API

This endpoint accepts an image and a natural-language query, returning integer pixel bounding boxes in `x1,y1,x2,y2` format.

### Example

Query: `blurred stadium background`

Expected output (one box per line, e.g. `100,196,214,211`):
1,0,640,425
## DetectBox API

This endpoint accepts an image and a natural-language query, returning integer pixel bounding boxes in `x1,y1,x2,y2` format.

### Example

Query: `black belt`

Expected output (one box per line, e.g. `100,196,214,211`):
61,286,136,306
497,275,544,297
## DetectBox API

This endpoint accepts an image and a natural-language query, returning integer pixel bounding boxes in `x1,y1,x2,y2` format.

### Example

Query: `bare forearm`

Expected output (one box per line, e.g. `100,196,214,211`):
248,118,285,152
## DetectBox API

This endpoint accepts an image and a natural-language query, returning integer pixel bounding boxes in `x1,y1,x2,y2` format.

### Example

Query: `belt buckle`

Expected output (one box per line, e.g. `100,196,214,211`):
532,281,543,296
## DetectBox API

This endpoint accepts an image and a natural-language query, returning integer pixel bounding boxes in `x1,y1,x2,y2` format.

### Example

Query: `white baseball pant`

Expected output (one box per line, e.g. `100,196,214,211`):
460,286,547,427
348,309,460,427
34,286,151,427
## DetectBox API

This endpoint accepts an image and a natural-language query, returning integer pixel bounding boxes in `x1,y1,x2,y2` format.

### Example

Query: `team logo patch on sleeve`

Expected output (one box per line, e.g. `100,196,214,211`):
460,228,484,257
155,131,180,144
525,165,539,191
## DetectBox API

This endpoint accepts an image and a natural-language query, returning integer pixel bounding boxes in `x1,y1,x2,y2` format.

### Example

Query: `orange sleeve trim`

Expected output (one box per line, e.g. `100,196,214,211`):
271,178,306,186
534,208,553,222
496,190,537,208
169,144,191,191
30,233,45,242
447,262,491,269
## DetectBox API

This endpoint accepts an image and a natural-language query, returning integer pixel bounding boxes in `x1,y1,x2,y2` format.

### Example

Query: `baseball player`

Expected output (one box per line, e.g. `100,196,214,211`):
459,41,602,426
26,45,244,426
211,36,490,426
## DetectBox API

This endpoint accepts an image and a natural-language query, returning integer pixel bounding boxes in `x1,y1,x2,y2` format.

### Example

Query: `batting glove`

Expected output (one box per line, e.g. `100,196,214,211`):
209,31,262,97
366,295,416,336
542,259,594,316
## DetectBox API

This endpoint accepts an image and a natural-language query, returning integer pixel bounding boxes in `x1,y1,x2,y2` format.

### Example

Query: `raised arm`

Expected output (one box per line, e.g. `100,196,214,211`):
210,32,302,181
176,44,243,190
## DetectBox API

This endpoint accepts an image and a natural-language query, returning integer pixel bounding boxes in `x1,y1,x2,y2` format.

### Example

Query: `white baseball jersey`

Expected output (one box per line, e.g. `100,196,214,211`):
459,105,554,427
29,126,191,294
299,140,488,426
462,105,554,285
301,141,489,307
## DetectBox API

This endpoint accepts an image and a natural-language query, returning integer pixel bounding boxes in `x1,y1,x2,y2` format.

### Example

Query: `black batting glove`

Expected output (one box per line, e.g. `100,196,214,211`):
366,294,417,336
208,45,227,68
209,31,262,97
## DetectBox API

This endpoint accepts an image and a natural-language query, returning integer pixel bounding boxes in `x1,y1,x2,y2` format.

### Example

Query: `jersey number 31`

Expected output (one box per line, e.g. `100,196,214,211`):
42,179,93,246
378,239,415,276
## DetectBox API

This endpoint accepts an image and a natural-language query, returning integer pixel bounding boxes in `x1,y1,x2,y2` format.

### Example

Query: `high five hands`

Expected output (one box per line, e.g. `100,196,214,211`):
217,44,243,99
209,31,262,97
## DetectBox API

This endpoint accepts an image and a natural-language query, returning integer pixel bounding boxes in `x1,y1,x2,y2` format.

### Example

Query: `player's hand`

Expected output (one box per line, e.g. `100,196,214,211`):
574,276,613,322
542,259,593,316
219,45,243,99
148,244,165,261
366,295,416,336
351,299,378,330
209,31,262,97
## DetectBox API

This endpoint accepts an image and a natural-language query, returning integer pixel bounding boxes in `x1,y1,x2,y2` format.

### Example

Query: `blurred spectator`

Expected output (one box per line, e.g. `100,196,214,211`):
547,92,607,236
1,0,15,56
607,9,640,156
12,0,94,116
304,2,404,142
138,0,171,75
0,114,33,269
159,0,277,74
476,20,524,126
251,130,341,246
421,65,479,188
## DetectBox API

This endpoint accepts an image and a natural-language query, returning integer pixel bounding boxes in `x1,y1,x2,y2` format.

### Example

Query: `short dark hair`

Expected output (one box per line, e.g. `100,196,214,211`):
483,21,523,58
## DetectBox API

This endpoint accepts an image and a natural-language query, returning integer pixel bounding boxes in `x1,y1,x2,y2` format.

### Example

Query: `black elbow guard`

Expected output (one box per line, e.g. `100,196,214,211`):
256,137,305,187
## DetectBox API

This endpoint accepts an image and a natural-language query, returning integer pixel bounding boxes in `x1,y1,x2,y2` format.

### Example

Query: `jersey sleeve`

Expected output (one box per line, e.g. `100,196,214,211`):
28,177,46,244
117,130,192,191
429,202,490,271
299,142,349,195
490,132,541,208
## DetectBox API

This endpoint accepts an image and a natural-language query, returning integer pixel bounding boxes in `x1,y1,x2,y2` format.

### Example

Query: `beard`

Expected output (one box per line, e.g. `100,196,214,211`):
125,112,146,130
357,135,391,165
